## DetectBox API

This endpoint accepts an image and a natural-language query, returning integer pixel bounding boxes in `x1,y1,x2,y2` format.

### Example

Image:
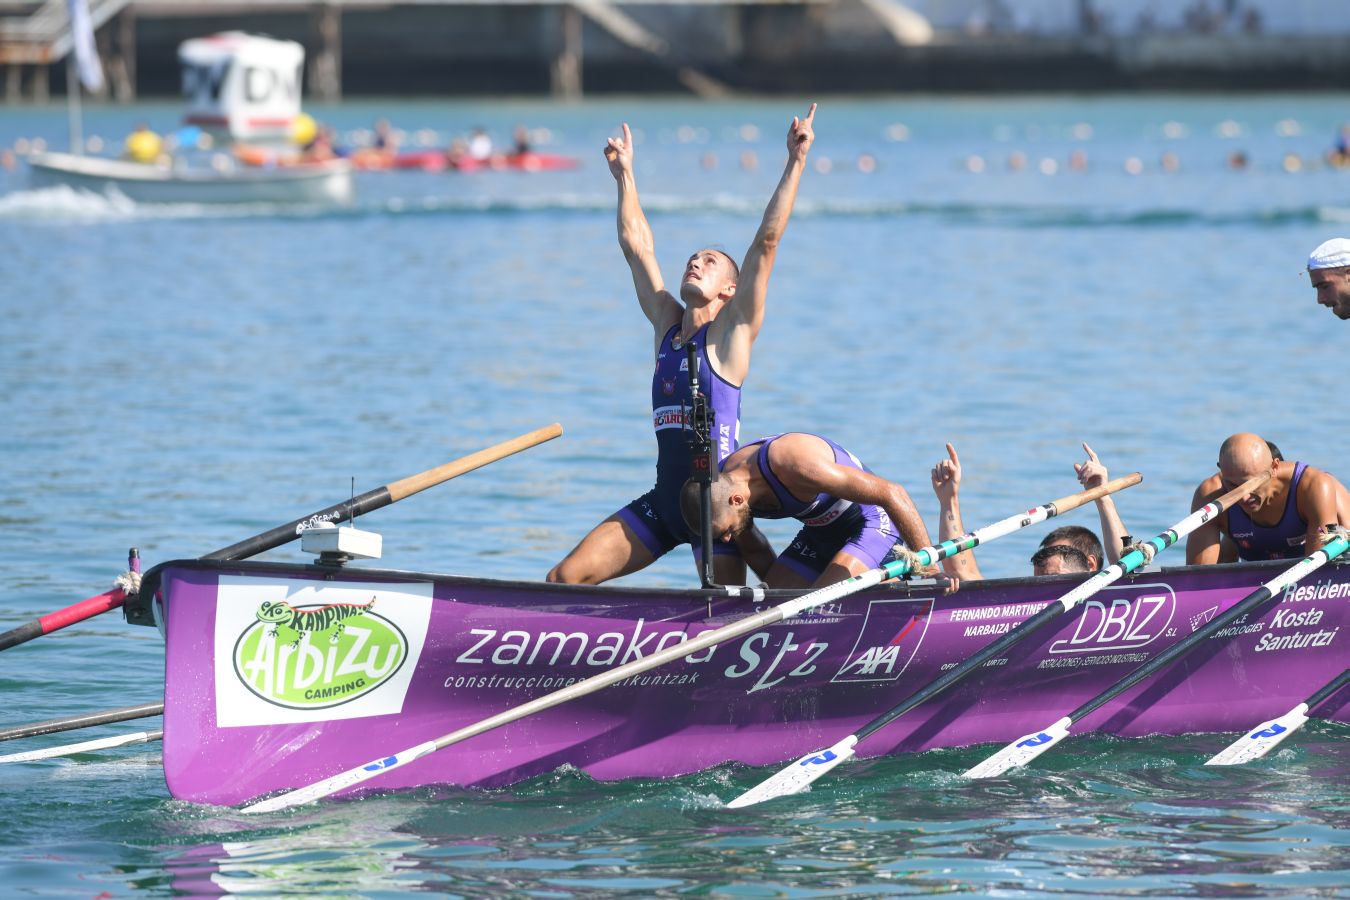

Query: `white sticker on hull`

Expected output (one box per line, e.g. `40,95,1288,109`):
213,577,433,727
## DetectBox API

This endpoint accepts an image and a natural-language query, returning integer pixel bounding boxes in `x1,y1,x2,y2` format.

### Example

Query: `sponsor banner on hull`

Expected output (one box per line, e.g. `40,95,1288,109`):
213,577,433,727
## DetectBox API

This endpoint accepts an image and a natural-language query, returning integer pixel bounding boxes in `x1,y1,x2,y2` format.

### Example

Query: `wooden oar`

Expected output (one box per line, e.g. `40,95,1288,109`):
725,473,1263,808
0,730,163,764
963,533,1350,779
1205,668,1349,766
239,472,1141,813
0,423,564,653
0,702,163,743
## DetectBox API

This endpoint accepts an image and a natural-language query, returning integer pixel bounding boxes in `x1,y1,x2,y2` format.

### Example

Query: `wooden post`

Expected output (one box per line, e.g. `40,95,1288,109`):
550,4,582,100
111,7,136,102
310,3,342,102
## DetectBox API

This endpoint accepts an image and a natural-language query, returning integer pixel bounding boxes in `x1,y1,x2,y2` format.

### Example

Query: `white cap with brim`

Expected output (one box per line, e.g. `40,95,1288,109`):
1307,237,1350,270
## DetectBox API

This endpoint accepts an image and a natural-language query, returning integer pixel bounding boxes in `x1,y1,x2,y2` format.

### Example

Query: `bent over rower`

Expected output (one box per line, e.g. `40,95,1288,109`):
548,105,817,585
680,432,935,589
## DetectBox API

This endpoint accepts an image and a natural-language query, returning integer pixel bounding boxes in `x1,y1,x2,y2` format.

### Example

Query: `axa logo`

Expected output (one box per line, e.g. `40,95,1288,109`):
232,596,408,710
833,599,933,683
1048,589,1174,655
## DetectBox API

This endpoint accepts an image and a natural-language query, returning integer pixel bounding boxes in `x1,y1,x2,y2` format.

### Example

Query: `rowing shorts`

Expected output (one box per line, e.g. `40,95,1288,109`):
615,486,739,562
776,503,899,581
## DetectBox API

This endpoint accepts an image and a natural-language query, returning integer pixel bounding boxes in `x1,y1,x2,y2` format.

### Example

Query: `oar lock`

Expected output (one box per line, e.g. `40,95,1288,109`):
301,521,383,567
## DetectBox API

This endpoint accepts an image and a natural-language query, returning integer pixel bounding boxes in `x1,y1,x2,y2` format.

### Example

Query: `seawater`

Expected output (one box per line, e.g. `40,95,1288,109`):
1,95,1346,896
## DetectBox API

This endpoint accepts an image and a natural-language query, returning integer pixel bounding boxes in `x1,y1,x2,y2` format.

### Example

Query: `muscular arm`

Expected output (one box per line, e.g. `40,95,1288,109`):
1297,468,1343,552
932,443,982,582
707,104,815,386
1075,443,1128,566
1186,477,1237,565
774,434,934,565
605,123,682,343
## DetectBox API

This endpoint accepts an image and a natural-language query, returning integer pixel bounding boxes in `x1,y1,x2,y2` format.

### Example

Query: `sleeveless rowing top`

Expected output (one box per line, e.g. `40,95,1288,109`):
753,434,868,527
651,323,742,490
1227,461,1308,561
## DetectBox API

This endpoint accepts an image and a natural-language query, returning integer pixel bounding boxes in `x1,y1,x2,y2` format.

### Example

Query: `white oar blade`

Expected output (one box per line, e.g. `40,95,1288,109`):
725,736,859,809
1205,705,1310,766
240,740,438,814
0,729,161,764
962,717,1072,779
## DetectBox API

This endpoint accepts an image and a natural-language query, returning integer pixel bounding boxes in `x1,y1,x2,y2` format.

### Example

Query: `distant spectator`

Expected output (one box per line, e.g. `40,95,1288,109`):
468,127,492,161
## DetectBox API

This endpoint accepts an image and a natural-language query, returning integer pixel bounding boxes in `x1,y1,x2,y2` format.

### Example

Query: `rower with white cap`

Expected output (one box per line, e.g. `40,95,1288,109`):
1307,237,1350,319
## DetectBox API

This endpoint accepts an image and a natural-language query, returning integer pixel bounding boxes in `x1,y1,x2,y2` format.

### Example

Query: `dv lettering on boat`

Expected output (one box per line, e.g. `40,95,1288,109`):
214,578,433,727
451,618,831,695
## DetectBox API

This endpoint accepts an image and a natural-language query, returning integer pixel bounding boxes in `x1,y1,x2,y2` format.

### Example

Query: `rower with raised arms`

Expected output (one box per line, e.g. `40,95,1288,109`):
548,104,818,585
678,432,936,589
1186,432,1348,564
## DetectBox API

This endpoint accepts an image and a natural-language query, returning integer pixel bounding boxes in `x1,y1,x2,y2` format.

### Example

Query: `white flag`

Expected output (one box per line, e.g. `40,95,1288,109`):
66,0,104,93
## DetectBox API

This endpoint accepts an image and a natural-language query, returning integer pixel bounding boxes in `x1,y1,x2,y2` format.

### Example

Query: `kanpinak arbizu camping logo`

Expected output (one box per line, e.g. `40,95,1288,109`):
232,595,409,709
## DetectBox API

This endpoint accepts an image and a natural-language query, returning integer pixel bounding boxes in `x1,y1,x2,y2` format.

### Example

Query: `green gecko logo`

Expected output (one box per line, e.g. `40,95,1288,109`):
233,595,408,709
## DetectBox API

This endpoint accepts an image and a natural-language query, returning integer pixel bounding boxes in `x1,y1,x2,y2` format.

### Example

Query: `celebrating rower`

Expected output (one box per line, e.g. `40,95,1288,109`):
1307,237,1350,320
929,442,1130,581
1187,432,1349,564
678,432,935,589
547,104,817,585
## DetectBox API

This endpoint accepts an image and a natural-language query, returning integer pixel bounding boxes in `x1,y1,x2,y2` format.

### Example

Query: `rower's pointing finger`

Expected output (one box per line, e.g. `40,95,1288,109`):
622,122,632,146
1082,441,1099,463
946,442,959,466
804,102,817,125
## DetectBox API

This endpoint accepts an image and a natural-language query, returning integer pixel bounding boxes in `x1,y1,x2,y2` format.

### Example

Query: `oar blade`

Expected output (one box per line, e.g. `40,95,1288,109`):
725,736,859,809
240,740,438,814
962,717,1072,779
0,729,162,764
1205,705,1311,766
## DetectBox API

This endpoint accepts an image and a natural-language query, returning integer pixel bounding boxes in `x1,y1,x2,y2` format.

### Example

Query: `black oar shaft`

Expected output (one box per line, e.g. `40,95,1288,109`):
0,702,163,742
201,487,390,561
1068,540,1347,725
856,602,1067,743
1305,668,1350,714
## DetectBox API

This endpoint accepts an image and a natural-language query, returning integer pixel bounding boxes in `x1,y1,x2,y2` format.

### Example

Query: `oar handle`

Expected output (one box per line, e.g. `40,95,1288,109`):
387,423,563,501
1045,472,1143,517
204,423,563,561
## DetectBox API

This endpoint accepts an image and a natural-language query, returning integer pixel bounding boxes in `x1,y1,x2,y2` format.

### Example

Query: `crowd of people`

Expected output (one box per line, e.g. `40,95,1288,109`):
546,103,1350,595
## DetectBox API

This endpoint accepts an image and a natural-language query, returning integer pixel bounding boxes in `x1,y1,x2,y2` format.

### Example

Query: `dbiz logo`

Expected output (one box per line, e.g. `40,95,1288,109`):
1048,588,1175,655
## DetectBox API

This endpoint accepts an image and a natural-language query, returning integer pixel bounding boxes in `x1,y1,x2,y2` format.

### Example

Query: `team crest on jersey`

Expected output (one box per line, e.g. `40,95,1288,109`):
662,377,677,396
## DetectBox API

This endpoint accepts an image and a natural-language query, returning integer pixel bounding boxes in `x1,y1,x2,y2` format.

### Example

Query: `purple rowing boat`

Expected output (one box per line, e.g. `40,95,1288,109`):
129,556,1348,806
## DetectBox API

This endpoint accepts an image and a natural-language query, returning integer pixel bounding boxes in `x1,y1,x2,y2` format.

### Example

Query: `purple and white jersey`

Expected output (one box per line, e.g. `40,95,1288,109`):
752,434,867,527
1228,461,1309,561
652,323,742,490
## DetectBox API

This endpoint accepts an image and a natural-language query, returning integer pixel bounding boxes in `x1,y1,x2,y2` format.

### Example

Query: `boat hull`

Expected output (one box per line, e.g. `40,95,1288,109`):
147,559,1348,806
27,151,354,205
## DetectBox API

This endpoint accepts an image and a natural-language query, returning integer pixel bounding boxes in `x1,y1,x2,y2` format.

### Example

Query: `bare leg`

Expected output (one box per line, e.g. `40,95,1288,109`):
811,552,870,589
547,515,657,585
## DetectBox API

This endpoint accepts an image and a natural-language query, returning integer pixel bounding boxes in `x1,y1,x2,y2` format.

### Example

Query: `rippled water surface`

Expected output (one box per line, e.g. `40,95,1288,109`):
1,95,1347,895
